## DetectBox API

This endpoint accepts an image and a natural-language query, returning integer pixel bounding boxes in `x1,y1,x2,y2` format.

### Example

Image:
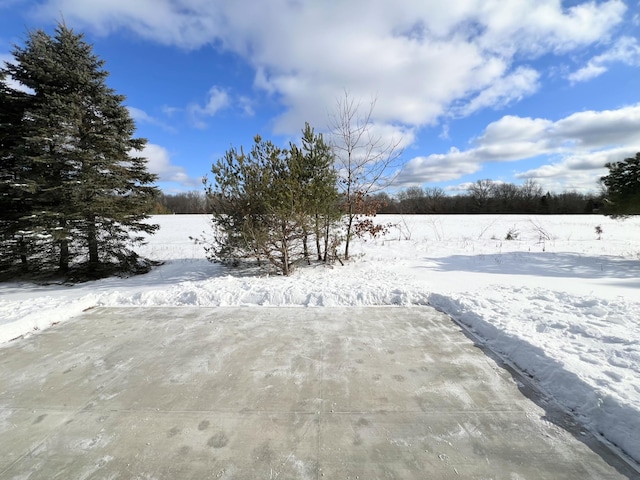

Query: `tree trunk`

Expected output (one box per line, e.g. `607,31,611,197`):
88,215,99,272
58,218,69,272
281,243,290,276
281,224,290,276
314,213,322,261
322,216,329,263
344,210,354,260
302,228,310,265
59,240,69,272
17,236,29,272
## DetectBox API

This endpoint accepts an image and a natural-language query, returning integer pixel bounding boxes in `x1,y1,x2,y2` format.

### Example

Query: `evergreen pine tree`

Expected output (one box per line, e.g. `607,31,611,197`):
0,69,36,273
204,126,340,275
207,136,305,275
601,153,640,217
290,123,340,262
1,24,159,279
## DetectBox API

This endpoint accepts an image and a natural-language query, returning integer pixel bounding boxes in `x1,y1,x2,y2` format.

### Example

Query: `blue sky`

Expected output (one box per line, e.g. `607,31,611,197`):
1,0,639,194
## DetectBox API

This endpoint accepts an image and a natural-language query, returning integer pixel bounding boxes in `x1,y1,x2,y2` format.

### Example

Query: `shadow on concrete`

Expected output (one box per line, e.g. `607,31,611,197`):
430,296,640,478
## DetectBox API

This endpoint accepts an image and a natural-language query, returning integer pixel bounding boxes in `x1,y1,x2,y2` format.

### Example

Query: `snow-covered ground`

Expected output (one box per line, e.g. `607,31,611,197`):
1,214,639,464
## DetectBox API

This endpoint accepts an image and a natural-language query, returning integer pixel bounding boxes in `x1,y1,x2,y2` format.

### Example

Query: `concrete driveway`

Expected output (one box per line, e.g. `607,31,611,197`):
0,307,636,479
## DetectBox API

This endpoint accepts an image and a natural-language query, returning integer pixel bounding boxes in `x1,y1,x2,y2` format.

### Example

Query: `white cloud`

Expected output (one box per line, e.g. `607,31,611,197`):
187,86,230,129
399,148,482,184
552,105,640,148
567,63,608,83
238,96,255,117
139,143,200,187
478,116,552,145
455,67,541,117
161,105,181,117
439,124,450,140
514,147,639,193
30,0,627,134
475,0,626,56
127,106,177,133
568,36,640,83
396,104,640,193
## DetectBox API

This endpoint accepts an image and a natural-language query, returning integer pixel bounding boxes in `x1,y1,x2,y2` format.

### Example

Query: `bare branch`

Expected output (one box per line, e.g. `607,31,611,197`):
328,90,404,259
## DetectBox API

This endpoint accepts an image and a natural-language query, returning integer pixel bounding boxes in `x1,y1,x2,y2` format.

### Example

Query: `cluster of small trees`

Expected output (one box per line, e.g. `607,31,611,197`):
201,124,340,275
199,93,402,276
0,24,159,280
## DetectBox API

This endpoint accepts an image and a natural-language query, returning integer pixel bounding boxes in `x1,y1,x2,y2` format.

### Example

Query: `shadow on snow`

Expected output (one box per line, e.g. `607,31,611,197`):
423,252,640,281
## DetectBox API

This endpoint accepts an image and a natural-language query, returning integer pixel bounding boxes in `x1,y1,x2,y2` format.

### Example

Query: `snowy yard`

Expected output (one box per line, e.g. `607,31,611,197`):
1,214,639,464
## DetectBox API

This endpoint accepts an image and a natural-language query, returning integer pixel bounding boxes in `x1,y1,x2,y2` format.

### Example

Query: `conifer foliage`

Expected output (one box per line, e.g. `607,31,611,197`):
0,24,159,279
204,123,339,275
601,152,640,217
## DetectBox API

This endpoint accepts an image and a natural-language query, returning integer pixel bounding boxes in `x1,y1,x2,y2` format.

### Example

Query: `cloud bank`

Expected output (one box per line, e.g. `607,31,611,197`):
31,0,628,132
139,143,200,187
398,104,640,193
18,0,638,192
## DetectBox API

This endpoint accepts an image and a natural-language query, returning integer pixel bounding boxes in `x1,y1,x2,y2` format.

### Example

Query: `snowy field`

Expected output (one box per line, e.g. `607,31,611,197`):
1,214,639,464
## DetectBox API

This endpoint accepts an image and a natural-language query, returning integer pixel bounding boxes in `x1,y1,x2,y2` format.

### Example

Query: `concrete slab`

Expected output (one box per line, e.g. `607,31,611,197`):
0,306,637,479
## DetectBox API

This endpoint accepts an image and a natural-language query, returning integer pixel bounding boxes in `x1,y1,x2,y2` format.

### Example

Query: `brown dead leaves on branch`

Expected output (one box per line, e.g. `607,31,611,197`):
351,191,392,240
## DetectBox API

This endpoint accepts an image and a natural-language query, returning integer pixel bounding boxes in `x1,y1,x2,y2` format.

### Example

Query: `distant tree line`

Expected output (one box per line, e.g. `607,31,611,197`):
0,24,159,281
152,191,210,214
156,182,604,216
370,180,604,215
155,163,640,220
